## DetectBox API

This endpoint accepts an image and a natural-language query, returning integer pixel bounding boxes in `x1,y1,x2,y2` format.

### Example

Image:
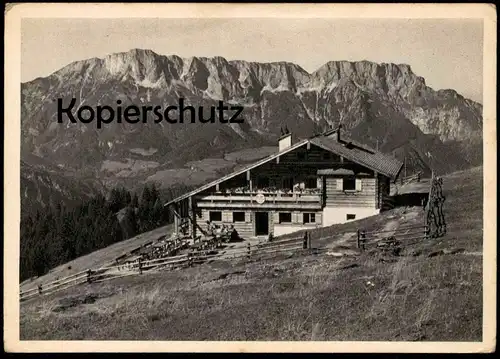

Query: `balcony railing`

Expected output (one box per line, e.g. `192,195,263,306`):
195,187,322,206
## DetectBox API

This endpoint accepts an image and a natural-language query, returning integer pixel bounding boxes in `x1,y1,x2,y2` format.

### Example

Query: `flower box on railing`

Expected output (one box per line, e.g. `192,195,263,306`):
196,190,321,205
212,188,321,196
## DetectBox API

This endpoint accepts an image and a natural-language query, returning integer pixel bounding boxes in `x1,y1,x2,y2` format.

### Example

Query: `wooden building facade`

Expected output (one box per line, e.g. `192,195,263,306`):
165,128,403,239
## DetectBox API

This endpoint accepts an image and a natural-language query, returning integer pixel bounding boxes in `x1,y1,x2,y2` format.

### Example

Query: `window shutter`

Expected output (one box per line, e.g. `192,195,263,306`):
355,179,363,191
336,179,343,191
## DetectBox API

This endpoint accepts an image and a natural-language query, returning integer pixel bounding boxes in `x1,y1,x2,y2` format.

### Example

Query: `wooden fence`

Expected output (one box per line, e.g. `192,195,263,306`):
400,171,423,185
20,236,309,302
20,270,90,301
356,224,429,252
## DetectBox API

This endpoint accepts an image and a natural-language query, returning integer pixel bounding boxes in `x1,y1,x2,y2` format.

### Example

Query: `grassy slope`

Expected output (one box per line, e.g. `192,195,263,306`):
20,225,172,292
20,167,483,341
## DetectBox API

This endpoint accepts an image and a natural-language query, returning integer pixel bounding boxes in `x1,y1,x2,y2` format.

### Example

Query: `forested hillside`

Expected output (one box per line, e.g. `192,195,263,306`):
20,183,193,281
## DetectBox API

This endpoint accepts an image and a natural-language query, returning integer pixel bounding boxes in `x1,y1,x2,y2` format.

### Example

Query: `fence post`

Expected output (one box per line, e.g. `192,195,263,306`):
303,231,308,249
357,229,360,249
86,269,92,284
362,230,366,250
247,242,251,259
307,232,311,249
38,284,42,295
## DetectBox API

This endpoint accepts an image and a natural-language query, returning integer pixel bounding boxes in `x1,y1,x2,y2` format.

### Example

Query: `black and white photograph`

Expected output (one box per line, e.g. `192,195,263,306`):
4,2,496,353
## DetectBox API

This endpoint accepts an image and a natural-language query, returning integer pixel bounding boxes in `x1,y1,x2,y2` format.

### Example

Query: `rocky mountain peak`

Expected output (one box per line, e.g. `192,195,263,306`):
21,49,483,189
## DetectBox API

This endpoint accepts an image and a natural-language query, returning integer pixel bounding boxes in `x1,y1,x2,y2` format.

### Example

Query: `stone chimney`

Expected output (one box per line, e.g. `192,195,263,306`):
279,132,292,151
337,124,343,142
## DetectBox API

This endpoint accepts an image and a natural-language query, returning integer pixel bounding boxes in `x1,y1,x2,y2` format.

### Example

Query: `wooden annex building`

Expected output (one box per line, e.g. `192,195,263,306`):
164,127,404,240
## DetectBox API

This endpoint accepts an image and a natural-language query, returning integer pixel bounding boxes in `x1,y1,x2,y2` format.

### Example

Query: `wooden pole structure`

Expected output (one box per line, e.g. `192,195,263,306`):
247,170,252,192
173,204,179,235
189,196,197,239
247,242,251,259
404,155,407,179
138,258,143,275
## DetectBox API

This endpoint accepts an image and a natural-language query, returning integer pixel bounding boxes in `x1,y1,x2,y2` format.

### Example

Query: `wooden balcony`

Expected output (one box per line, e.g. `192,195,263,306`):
195,190,322,209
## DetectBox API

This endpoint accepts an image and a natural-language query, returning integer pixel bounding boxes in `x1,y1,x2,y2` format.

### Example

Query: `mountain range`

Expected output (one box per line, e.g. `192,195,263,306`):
20,48,483,214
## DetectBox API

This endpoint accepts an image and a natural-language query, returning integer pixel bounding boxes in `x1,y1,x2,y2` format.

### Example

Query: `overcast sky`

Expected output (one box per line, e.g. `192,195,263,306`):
21,18,483,103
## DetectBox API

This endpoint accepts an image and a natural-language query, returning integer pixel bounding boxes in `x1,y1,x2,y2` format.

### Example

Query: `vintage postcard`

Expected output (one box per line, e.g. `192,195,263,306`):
4,2,497,353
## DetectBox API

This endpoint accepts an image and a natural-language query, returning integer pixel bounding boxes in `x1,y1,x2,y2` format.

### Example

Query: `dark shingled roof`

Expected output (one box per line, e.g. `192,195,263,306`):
310,136,403,179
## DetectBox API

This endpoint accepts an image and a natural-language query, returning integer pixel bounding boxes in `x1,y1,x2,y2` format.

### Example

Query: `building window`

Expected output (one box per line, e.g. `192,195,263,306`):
343,177,356,191
233,212,245,222
346,214,356,220
323,152,331,160
279,212,292,223
303,213,316,224
305,177,317,189
209,211,222,222
297,151,306,161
